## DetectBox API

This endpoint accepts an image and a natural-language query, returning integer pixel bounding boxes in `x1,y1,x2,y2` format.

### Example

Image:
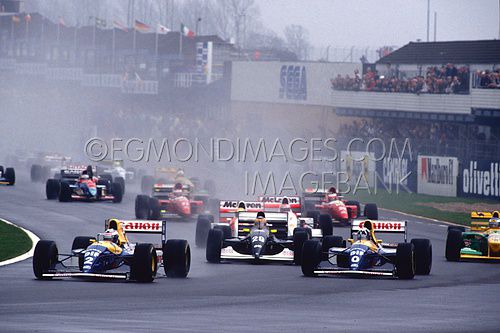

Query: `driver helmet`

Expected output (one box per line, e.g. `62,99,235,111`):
237,201,246,212
98,229,119,244
327,193,338,201
280,197,290,212
176,170,185,177
356,227,371,241
79,174,89,181
254,211,267,229
489,217,500,228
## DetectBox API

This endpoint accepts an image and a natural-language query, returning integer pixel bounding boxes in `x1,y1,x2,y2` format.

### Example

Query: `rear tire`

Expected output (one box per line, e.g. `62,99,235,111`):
135,195,150,219
214,225,231,240
33,240,58,280
206,229,223,263
115,176,125,194
164,239,191,278
46,179,60,200
364,203,379,220
345,200,361,218
4,167,15,185
132,243,157,283
293,230,309,265
447,225,466,233
445,230,463,262
301,240,321,277
411,238,432,275
195,217,211,248
395,243,415,280
319,214,333,236
111,182,123,203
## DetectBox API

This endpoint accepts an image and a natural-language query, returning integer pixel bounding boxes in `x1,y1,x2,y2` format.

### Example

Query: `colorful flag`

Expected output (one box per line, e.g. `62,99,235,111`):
12,15,20,23
157,23,170,34
24,14,31,22
113,20,128,32
180,23,195,38
134,20,150,33
59,17,67,27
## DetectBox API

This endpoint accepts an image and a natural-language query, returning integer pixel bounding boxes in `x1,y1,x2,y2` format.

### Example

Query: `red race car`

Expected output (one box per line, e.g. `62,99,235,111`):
135,182,208,220
302,187,378,226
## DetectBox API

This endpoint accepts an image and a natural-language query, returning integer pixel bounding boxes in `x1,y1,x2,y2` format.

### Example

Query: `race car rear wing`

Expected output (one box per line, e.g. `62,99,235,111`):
236,211,289,238
258,196,301,214
105,219,167,246
351,220,407,242
470,211,499,230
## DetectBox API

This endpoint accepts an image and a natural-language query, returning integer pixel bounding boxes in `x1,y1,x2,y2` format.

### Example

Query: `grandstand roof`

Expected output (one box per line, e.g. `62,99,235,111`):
377,40,500,65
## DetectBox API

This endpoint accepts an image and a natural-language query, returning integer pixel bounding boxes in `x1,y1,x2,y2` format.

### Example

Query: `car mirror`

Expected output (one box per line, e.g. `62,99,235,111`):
270,229,277,233
242,228,250,233
377,239,383,243
348,238,354,243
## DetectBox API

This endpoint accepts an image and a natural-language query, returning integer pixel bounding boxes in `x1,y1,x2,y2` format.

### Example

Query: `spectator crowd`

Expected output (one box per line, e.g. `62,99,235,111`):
474,68,500,89
331,64,470,94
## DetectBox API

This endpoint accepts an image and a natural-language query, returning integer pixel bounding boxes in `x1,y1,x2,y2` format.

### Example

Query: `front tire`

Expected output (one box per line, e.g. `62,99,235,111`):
364,203,379,220
411,238,432,275
164,239,191,278
135,195,150,219
445,230,463,262
301,240,321,277
132,243,157,283
395,243,415,280
33,240,58,280
293,230,309,265
111,182,123,203
195,217,211,248
319,214,333,236
206,229,223,263
58,182,72,202
4,167,15,185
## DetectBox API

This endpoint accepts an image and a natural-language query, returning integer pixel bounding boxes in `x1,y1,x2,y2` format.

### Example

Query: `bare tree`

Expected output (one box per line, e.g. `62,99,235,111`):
284,24,310,60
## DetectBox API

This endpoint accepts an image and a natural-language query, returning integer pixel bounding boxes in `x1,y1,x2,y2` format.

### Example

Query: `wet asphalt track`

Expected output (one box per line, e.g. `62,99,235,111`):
0,173,499,332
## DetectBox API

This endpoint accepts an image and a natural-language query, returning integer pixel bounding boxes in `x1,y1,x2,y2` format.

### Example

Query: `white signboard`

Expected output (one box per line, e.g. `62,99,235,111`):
417,155,458,197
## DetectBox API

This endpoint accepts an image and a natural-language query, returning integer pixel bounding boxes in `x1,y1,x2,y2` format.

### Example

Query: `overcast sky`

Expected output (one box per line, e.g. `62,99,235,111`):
257,0,500,49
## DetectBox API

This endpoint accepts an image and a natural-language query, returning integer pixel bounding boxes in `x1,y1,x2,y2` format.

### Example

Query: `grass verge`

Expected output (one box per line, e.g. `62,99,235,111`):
0,219,33,262
350,189,499,226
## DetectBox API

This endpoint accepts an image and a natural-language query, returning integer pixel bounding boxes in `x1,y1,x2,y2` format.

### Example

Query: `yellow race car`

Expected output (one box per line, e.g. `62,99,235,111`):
446,211,500,261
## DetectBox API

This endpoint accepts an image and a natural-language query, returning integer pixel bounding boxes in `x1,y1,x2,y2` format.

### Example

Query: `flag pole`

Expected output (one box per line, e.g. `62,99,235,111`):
133,25,136,54
155,26,159,61
92,17,96,50
57,19,61,45
179,31,182,57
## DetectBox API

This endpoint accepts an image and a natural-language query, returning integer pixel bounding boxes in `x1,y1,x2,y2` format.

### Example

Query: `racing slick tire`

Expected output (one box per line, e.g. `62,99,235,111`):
132,243,157,283
319,214,334,236
321,236,343,261
141,175,154,194
4,167,15,185
71,236,94,271
206,228,223,263
148,197,161,220
214,225,231,240
0,166,3,174
293,230,309,265
447,225,466,233
364,203,379,220
345,200,361,218
195,217,212,248
135,195,150,219
58,182,72,202
46,179,60,200
31,164,43,182
100,173,113,183
306,210,321,227
293,226,312,239
301,240,321,277
164,239,191,278
395,243,415,280
198,214,214,224
114,176,125,194
111,182,123,203
33,240,58,280
445,229,463,262
411,238,432,275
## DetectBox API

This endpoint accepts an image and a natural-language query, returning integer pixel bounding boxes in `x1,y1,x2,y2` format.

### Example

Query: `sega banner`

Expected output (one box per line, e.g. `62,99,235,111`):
458,159,500,199
417,155,458,197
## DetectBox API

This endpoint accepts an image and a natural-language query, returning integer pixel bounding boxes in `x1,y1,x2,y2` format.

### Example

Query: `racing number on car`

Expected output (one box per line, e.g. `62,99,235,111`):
252,236,265,243
350,249,365,263
83,249,102,269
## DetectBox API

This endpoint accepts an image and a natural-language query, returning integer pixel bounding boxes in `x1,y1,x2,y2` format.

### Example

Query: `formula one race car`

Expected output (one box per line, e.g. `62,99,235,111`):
96,160,134,193
33,219,191,282
135,182,209,220
45,165,123,203
301,220,432,279
30,153,72,183
446,211,500,261
0,165,15,185
203,196,332,264
302,187,378,226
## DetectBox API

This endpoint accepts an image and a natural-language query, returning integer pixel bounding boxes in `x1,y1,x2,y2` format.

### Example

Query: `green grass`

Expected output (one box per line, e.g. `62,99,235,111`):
0,219,32,262
350,189,499,226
